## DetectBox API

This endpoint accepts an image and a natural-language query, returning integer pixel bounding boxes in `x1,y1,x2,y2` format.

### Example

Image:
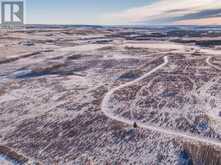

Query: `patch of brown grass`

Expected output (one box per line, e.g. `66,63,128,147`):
0,89,6,96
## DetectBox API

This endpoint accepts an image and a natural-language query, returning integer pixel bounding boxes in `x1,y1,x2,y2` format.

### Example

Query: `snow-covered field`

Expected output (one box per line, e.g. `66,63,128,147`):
0,26,221,165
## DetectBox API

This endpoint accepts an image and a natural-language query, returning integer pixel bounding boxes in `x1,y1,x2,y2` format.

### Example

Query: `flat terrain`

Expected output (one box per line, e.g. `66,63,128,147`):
0,26,221,165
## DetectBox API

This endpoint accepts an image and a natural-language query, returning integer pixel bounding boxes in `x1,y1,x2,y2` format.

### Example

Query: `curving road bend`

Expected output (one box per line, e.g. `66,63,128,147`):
101,56,221,148
206,56,221,71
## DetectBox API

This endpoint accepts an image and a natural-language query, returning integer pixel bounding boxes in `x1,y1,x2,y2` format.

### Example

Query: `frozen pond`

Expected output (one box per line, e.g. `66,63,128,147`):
12,69,33,79
0,154,21,165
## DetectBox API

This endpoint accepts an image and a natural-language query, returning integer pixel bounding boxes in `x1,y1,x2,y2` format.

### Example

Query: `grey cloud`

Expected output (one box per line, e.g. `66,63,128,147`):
142,8,221,24
166,8,192,13
175,9,221,20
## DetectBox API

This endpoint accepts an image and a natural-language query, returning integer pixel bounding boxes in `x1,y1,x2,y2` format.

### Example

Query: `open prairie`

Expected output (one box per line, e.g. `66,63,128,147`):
0,26,221,165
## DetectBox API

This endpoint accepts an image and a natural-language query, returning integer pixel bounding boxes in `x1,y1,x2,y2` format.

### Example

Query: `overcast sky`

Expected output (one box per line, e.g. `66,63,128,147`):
20,0,221,25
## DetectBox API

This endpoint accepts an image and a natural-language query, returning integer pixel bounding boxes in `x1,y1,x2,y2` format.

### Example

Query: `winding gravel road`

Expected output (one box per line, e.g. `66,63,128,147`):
206,56,221,71
101,56,221,147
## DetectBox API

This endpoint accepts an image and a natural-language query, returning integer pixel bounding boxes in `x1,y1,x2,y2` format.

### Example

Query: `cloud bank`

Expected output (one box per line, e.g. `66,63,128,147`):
105,0,221,25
